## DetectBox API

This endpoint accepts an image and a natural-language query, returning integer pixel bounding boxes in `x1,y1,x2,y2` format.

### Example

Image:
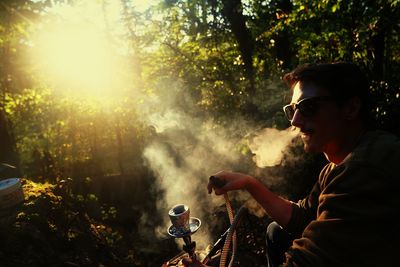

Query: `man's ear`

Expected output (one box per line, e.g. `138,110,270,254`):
344,96,361,120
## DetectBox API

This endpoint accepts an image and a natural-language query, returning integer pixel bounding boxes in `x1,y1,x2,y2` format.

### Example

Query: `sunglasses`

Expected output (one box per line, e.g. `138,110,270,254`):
283,96,335,121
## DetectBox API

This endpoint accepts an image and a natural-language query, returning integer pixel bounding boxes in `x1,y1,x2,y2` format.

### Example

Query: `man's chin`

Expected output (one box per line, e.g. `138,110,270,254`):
303,143,312,152
303,142,321,153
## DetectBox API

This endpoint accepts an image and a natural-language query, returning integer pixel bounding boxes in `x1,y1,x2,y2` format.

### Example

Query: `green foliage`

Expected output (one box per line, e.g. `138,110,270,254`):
0,178,141,266
3,86,153,180
149,0,400,131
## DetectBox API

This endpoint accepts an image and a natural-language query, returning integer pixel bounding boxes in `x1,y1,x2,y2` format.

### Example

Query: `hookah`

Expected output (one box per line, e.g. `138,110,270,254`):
165,176,247,267
167,204,201,260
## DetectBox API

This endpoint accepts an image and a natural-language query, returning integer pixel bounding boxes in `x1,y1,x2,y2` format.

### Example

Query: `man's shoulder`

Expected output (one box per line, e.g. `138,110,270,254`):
364,129,399,145
319,130,399,186
346,130,399,165
317,131,399,195
321,130,400,186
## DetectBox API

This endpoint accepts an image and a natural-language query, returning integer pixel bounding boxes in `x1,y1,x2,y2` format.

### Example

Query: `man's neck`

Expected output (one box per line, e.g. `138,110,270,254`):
324,124,367,165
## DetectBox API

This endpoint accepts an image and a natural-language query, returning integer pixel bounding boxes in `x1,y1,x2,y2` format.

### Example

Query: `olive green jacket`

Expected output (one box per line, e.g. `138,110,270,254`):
283,130,400,267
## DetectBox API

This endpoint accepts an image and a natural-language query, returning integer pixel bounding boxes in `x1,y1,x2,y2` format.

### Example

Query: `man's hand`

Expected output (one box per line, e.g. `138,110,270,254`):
208,171,293,227
208,171,255,195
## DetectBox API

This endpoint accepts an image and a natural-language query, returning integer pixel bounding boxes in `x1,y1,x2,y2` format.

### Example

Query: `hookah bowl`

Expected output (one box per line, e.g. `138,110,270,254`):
167,204,201,259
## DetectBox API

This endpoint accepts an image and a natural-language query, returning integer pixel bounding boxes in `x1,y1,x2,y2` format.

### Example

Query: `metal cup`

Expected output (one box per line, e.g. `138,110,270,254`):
168,204,190,234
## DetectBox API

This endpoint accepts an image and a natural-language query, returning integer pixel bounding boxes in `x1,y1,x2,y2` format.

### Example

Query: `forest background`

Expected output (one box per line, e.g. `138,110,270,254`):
0,0,399,266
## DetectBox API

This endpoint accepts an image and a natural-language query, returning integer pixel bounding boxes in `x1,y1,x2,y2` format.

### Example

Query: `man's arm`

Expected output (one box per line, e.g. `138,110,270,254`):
208,171,293,227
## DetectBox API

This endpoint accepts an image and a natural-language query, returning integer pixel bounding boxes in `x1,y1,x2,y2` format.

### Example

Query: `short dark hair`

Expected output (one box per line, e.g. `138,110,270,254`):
283,62,372,126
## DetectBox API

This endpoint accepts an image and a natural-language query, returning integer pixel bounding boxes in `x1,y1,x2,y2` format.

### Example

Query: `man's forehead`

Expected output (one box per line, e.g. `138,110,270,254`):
290,81,326,103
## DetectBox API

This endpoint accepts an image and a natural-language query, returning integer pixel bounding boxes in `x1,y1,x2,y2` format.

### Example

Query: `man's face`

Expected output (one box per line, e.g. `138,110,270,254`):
288,81,347,153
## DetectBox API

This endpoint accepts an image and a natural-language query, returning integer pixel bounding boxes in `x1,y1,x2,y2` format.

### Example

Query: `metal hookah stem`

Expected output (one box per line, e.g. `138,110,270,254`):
182,235,196,259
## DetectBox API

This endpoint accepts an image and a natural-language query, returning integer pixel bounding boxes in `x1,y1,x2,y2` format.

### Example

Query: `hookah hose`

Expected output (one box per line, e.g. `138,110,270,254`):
208,176,247,267
219,194,247,267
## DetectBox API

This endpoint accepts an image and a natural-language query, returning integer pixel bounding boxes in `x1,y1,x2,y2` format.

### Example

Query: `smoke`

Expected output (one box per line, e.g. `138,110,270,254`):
138,82,247,247
147,110,186,133
138,80,300,248
248,127,299,168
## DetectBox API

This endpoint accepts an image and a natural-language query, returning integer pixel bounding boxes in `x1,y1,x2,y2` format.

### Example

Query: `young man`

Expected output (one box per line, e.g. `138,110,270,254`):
185,62,400,266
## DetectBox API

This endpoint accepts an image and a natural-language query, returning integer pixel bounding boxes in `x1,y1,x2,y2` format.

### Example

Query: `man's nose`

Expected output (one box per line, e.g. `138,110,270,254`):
290,109,304,128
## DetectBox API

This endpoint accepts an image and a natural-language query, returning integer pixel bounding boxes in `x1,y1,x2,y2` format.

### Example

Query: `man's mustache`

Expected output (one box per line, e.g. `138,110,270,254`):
300,128,314,135
291,126,314,135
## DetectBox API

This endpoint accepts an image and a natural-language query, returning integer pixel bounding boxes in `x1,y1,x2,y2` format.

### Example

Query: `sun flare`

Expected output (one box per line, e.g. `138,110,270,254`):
30,0,130,99
37,25,116,89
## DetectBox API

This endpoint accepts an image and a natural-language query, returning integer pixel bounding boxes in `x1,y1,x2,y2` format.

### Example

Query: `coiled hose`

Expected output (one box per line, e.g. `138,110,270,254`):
219,194,247,267
208,176,247,267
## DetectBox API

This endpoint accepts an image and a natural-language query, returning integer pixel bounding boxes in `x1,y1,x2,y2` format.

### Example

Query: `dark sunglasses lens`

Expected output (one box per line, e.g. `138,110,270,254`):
298,100,318,117
284,105,295,120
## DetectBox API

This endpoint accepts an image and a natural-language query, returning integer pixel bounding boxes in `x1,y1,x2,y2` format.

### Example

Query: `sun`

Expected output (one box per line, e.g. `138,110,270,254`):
36,24,117,92
30,0,132,99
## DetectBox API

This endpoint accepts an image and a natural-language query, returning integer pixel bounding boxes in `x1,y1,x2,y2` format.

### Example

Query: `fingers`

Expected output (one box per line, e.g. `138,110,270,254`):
207,181,213,194
209,175,226,188
213,187,226,195
207,171,251,195
208,174,227,195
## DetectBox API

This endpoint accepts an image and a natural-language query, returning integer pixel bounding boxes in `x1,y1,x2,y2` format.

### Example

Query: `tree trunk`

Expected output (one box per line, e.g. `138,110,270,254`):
0,109,19,170
221,0,255,93
0,7,19,173
274,0,293,70
115,123,125,175
371,28,385,81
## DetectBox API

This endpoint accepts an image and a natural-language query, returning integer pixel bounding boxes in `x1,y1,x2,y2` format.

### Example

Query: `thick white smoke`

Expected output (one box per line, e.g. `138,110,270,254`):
248,127,299,167
139,80,300,248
